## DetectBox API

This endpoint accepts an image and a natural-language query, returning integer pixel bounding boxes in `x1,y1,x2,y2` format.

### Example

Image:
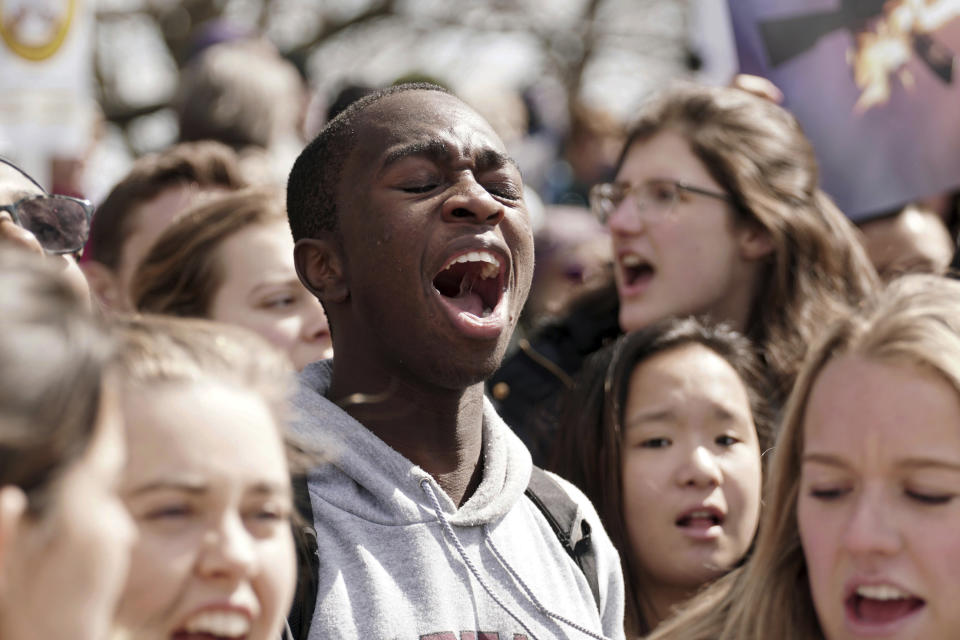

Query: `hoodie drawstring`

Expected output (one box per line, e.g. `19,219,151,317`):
420,479,610,640
486,529,610,640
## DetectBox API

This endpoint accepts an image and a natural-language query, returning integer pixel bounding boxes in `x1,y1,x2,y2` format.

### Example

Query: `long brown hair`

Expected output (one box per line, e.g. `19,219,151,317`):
617,84,878,402
130,186,285,317
649,274,960,640
550,317,774,636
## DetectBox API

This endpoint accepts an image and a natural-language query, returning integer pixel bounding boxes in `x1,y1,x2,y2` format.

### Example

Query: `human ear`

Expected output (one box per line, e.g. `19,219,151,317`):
738,224,775,261
0,486,27,592
80,261,125,311
294,234,349,304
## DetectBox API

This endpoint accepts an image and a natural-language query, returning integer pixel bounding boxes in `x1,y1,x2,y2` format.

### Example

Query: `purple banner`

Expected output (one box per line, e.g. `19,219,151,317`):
728,0,960,220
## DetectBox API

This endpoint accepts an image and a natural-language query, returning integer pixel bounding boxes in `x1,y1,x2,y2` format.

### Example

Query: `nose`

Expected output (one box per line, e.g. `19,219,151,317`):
841,489,902,557
196,513,258,581
606,197,644,235
440,175,505,226
675,445,723,489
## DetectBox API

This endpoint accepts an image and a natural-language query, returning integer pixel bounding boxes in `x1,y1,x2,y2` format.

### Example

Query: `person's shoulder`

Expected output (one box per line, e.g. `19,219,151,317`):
535,467,598,515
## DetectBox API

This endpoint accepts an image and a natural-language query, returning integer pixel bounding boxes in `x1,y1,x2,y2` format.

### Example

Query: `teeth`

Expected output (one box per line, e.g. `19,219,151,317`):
856,585,912,601
621,253,643,267
687,510,715,520
446,251,501,279
182,611,251,637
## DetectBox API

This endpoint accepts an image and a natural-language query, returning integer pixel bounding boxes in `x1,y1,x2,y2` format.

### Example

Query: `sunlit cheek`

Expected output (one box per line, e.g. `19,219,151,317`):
257,536,297,627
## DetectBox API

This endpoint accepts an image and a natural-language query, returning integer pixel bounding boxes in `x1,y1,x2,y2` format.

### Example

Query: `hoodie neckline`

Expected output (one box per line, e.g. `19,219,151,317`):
292,360,533,527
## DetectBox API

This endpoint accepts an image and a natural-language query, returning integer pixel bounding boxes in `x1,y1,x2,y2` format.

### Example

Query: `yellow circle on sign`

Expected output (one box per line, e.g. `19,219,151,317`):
0,0,75,62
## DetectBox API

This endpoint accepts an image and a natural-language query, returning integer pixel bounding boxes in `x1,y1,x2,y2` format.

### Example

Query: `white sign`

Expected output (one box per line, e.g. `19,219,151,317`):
0,0,95,167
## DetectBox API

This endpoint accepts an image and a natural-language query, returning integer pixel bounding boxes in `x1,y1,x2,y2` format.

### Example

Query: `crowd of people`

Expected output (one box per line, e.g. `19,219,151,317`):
2,25,960,640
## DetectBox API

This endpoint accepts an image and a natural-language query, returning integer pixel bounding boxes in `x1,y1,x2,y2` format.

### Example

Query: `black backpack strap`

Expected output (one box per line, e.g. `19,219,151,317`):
287,471,319,640
525,466,602,612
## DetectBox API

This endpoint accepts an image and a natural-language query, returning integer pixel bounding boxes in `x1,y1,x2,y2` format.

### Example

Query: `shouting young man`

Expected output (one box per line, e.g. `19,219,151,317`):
287,83,624,640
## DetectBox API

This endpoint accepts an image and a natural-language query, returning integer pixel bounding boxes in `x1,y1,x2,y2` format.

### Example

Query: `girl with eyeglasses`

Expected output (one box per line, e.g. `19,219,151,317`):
593,83,877,404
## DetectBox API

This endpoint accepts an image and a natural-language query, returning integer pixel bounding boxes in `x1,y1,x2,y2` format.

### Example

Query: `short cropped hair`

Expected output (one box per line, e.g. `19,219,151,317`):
286,83,451,242
87,141,247,269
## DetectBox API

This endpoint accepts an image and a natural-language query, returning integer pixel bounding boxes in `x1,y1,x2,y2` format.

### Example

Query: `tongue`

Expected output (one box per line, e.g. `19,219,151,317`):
447,290,485,317
440,271,486,317
857,597,923,624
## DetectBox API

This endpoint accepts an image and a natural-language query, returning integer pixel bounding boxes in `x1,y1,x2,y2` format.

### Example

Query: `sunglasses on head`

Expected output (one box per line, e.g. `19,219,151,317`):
0,194,94,254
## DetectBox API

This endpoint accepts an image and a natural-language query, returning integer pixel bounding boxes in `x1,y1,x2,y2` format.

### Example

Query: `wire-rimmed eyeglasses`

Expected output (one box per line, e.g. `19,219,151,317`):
589,178,733,225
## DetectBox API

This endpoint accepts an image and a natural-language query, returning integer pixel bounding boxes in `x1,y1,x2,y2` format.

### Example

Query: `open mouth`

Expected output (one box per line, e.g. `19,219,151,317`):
173,610,251,640
675,509,724,529
620,253,654,287
845,585,925,627
432,250,505,319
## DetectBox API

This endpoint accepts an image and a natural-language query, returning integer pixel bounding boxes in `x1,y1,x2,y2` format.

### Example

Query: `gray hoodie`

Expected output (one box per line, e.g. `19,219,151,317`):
291,360,625,640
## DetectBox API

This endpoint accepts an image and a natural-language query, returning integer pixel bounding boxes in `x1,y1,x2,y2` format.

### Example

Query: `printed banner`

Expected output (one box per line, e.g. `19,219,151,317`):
728,0,960,220
0,0,95,160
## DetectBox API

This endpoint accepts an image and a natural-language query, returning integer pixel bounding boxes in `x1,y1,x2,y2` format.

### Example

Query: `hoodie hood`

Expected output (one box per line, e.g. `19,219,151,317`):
291,359,533,527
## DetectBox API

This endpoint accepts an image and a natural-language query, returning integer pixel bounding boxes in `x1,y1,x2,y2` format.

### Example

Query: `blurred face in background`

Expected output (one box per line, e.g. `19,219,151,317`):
799,355,960,640
620,343,762,625
115,381,296,640
113,185,214,310
526,206,612,324
0,383,134,640
208,220,332,369
858,205,954,282
0,163,91,305
606,131,770,333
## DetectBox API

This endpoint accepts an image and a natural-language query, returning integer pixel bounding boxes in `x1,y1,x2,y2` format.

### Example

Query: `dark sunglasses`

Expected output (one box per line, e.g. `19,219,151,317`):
0,194,94,254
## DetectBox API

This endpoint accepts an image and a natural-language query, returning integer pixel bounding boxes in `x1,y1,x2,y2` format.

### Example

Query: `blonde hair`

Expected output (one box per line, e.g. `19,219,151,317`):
114,314,291,435
649,274,960,639
620,84,878,402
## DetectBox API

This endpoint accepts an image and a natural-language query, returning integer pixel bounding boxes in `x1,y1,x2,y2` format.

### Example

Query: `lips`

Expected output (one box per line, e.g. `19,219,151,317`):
431,245,510,339
844,582,925,631
172,609,252,640
618,251,655,291
675,505,725,540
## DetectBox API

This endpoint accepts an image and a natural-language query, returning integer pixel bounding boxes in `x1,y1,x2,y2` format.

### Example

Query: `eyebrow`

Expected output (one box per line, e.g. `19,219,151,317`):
379,139,519,175
626,409,675,427
802,453,960,473
249,279,300,296
126,479,291,499
125,479,207,498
